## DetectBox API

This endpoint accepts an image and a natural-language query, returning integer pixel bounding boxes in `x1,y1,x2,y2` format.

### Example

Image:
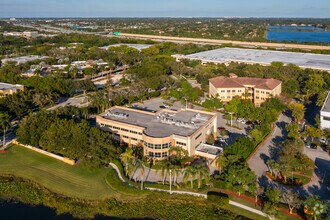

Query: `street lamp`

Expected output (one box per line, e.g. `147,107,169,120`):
228,112,234,127
169,169,172,194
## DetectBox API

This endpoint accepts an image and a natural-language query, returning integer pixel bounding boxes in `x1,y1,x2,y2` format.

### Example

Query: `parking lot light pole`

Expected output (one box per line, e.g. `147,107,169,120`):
170,169,172,194
228,112,234,127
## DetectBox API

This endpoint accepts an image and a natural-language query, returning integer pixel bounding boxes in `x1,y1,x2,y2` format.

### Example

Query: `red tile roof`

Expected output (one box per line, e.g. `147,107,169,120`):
209,76,282,90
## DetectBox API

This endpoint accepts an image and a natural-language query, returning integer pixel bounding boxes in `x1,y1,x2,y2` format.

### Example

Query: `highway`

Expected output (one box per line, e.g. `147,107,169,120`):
119,33,330,51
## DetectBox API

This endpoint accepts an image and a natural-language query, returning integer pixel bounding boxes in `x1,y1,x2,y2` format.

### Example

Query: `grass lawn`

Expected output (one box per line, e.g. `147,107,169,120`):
0,145,117,200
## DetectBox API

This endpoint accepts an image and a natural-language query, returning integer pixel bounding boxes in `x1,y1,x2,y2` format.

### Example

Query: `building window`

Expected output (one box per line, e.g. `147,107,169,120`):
221,96,225,99
149,152,154,157
123,135,129,139
227,90,231,92
227,96,231,99
131,138,138,141
256,96,259,99
176,141,187,146
155,153,161,158
232,90,236,92
195,133,202,140
238,90,242,92
256,90,259,93
266,92,270,94
155,144,162,149
221,90,225,93
323,117,330,121
162,152,168,157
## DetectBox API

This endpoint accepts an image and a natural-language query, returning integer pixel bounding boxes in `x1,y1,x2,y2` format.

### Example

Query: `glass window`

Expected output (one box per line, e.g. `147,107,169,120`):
155,153,161,158
227,90,231,92
232,90,236,92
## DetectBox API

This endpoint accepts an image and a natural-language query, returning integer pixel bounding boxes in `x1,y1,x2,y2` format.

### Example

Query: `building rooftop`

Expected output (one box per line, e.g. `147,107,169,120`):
209,75,282,90
0,82,23,90
321,92,330,113
100,44,152,51
1,55,48,64
195,143,223,156
177,47,330,71
100,107,214,138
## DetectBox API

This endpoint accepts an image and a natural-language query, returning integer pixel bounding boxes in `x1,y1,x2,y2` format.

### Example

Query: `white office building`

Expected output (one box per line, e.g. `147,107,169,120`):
321,92,330,130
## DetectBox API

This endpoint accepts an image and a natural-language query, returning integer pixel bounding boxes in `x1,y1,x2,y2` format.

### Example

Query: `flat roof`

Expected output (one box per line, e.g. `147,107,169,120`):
100,107,214,138
195,143,223,156
0,82,23,90
1,55,48,64
321,92,330,113
177,47,330,71
100,44,152,51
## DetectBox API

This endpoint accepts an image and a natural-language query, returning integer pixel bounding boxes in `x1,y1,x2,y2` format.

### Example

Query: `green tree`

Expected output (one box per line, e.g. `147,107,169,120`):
289,103,306,123
183,165,197,189
195,164,210,188
215,154,227,174
286,123,301,140
305,195,327,220
0,112,10,147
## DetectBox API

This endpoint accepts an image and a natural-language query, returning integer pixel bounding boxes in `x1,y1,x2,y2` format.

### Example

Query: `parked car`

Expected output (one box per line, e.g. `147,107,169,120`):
217,127,226,131
237,118,247,124
305,141,311,148
310,143,317,149
320,136,328,144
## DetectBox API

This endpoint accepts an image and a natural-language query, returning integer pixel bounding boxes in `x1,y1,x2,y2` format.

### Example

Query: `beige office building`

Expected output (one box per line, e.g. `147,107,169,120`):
96,106,218,160
0,82,24,97
209,74,282,106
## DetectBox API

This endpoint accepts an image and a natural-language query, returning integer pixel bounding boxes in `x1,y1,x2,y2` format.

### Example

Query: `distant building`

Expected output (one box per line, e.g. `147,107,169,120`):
1,55,48,65
320,92,330,130
3,31,38,38
0,82,24,97
209,73,282,106
96,106,219,160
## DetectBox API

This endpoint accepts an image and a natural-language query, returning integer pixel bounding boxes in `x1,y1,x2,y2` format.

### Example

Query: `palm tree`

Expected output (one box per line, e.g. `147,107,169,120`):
120,148,134,178
195,164,210,188
0,113,10,148
155,159,171,184
134,159,145,190
183,165,197,189
215,154,227,174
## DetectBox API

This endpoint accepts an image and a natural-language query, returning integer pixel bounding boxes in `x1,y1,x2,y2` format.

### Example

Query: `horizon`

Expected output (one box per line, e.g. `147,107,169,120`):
1,0,329,18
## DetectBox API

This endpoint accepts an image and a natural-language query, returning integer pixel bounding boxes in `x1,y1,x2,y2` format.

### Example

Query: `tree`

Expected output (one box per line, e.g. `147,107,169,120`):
282,190,301,214
304,125,324,142
265,187,281,205
120,147,134,178
155,159,172,184
183,165,197,189
134,159,145,190
288,103,306,123
195,163,210,188
206,134,215,145
286,123,301,140
305,195,327,220
0,112,10,147
215,154,227,174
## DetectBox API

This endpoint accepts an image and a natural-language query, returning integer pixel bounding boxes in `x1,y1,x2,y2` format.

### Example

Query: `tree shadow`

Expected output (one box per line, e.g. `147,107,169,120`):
260,153,270,164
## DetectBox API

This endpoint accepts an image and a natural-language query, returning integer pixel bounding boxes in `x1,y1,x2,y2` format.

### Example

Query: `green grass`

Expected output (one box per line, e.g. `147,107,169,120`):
227,205,268,220
0,145,116,200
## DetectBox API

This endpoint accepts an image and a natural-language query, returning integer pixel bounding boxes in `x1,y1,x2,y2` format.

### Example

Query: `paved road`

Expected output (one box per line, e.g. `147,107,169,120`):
47,95,90,111
248,113,291,179
248,112,330,213
120,33,330,51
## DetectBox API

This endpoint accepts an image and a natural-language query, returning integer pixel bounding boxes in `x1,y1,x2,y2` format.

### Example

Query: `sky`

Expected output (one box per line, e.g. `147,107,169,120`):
0,0,329,18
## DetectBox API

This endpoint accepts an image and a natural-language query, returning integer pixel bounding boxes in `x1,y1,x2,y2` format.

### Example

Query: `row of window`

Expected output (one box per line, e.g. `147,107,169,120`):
148,152,168,158
144,142,171,150
323,116,330,121
195,133,202,140
101,124,142,135
256,90,270,94
176,141,187,146
256,97,267,100
220,89,243,93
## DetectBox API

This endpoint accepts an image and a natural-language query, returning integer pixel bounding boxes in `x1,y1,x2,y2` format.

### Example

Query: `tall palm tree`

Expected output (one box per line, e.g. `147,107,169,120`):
195,164,210,188
0,113,10,148
183,165,197,189
155,159,171,184
120,148,134,178
134,159,145,190
215,154,227,174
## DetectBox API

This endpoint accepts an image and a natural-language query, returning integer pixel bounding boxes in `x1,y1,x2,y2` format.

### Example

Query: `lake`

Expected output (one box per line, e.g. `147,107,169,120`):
267,26,330,43
0,200,124,220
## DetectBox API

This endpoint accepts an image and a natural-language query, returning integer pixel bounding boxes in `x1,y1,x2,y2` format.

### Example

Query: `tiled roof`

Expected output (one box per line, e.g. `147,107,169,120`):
209,76,282,90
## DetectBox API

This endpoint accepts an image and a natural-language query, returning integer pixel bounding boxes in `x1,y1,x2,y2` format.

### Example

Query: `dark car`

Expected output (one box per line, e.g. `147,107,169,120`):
310,143,317,149
217,127,226,131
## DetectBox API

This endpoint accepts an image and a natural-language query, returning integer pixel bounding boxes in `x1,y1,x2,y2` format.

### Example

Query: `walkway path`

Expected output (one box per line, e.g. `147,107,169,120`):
109,162,269,217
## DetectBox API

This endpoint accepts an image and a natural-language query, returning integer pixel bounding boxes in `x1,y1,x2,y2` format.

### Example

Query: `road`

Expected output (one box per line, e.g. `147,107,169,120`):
248,112,330,211
119,33,330,51
47,95,90,111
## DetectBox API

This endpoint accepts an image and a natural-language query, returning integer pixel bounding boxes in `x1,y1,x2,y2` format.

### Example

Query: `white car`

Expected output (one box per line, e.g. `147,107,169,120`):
320,137,327,144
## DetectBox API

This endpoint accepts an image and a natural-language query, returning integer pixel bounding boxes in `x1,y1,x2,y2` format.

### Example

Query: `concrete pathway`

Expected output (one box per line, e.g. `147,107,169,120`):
109,162,269,217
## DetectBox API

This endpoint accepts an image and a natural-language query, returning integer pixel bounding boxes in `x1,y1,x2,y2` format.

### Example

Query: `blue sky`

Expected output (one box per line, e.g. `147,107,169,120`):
0,0,329,18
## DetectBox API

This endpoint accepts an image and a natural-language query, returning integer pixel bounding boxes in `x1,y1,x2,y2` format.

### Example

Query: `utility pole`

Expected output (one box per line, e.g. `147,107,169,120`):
228,112,234,127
